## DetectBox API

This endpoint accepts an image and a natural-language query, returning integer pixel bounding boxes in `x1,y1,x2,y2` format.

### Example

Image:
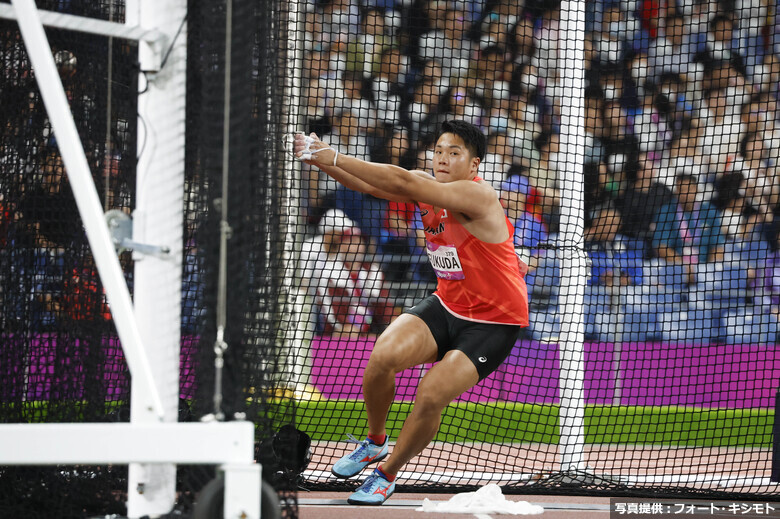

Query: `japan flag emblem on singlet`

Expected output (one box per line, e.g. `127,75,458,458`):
426,242,465,280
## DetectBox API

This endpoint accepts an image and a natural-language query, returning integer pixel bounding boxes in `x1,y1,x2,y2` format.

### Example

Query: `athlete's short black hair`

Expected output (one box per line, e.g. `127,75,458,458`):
440,120,487,160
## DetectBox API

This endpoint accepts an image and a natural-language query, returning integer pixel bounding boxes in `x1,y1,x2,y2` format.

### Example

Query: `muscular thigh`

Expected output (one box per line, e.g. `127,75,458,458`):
371,313,439,373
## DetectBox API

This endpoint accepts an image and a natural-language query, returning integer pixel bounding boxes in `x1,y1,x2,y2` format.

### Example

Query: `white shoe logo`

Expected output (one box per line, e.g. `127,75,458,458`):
478,356,487,363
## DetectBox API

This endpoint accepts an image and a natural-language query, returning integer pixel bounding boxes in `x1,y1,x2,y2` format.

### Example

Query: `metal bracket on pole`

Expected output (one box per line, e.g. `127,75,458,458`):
105,209,171,258
138,29,168,73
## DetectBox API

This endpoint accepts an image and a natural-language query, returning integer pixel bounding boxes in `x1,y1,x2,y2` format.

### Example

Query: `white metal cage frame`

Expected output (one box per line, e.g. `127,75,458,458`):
0,1,261,517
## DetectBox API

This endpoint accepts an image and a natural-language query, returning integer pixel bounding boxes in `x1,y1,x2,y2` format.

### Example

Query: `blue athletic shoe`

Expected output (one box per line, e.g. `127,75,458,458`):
347,469,396,505
331,434,389,479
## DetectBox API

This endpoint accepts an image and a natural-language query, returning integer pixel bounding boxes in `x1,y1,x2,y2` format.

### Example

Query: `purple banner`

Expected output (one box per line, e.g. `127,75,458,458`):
310,337,780,408
3,334,778,408
0,334,200,401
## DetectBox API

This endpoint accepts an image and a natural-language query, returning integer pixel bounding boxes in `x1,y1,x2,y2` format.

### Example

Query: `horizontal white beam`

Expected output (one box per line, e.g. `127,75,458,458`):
0,422,256,465
0,3,158,42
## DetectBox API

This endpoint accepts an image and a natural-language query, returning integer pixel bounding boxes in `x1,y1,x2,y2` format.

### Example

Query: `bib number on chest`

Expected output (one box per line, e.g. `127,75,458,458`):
426,242,465,280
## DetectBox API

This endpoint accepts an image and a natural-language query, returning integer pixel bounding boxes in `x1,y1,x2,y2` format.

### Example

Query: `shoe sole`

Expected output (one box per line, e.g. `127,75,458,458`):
347,489,394,505
330,452,388,479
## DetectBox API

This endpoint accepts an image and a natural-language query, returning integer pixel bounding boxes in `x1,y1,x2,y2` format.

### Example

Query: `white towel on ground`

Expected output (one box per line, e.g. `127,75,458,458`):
415,484,544,515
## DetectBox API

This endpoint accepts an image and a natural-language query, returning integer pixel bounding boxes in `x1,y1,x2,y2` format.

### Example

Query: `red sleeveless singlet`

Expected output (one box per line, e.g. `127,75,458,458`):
418,179,529,326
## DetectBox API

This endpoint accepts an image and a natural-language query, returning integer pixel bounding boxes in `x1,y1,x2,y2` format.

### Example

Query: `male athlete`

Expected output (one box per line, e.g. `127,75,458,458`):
294,120,528,505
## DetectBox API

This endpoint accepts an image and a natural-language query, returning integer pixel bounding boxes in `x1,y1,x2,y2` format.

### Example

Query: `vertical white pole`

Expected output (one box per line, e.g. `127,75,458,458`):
557,0,587,474
285,0,314,393
126,0,186,516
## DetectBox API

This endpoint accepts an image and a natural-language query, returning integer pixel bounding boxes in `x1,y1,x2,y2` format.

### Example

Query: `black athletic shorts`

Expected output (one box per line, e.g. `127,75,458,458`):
405,295,522,381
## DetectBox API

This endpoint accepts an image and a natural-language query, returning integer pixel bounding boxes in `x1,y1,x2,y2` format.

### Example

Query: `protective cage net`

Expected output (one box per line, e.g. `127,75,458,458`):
0,0,299,517
286,0,780,501
0,1,138,517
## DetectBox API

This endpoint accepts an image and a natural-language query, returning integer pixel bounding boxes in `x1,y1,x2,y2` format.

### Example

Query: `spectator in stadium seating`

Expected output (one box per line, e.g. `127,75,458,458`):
662,118,707,185
1,31,33,90
653,172,726,275
593,2,635,67
418,2,475,82
500,174,548,274
17,150,80,249
508,91,542,168
740,92,780,168
329,107,371,161
300,211,340,300
476,4,517,52
633,82,672,156
599,65,634,112
60,253,111,324
445,84,484,129
463,45,508,101
733,0,770,82
712,172,769,294
585,204,643,286
376,127,428,281
712,171,747,242
530,132,561,234
509,15,537,69
648,13,703,82
510,59,541,99
308,209,392,336
302,48,341,128
371,46,411,126
584,85,606,167
655,71,697,136
700,86,745,176
319,0,361,44
754,51,780,95
616,152,672,254
741,91,778,134
602,98,640,179
332,69,381,143
344,7,394,79
535,2,562,104
407,59,450,145
477,0,524,43
484,81,514,139
481,131,514,188
9,150,80,330
738,131,779,224
698,14,748,77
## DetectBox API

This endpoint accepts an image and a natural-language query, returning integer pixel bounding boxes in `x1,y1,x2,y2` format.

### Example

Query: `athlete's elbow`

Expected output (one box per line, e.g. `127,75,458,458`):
384,169,411,196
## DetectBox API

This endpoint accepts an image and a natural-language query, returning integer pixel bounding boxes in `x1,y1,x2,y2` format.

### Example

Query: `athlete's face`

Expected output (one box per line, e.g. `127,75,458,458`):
432,132,480,183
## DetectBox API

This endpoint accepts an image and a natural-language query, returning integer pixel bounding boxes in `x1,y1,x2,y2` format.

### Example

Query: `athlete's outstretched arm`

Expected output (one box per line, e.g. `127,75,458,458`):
294,133,413,202
314,162,413,203
294,133,496,218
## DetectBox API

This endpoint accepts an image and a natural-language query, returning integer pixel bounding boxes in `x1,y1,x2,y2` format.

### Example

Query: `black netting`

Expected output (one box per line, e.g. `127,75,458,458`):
0,1,137,517
184,0,298,516
0,0,299,517
283,0,780,501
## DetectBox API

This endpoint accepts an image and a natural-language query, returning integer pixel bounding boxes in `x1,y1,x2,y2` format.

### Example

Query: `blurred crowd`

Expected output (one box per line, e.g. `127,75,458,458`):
0,27,134,332
298,0,780,341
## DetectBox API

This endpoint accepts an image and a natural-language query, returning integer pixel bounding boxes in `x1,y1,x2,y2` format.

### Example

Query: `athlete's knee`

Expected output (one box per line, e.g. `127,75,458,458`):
365,342,397,378
413,382,452,415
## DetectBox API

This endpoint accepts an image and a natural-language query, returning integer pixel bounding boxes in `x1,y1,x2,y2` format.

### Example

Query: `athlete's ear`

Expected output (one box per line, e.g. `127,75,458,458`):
471,156,481,174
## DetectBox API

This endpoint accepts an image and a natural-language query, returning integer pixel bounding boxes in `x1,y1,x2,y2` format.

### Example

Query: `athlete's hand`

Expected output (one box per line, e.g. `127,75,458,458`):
294,132,333,165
